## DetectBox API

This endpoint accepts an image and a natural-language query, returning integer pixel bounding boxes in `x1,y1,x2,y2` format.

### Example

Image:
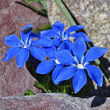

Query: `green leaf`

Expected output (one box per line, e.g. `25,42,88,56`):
54,0,76,26
27,0,47,11
35,81,45,90
27,0,46,2
22,0,47,17
24,90,35,96
32,23,51,33
40,1,48,11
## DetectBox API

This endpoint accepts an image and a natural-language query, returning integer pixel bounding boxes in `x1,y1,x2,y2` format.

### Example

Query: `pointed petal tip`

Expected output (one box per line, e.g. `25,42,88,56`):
103,48,107,53
21,24,33,33
53,80,62,85
18,66,22,69
2,58,7,62
99,82,103,87
74,89,79,94
77,25,85,28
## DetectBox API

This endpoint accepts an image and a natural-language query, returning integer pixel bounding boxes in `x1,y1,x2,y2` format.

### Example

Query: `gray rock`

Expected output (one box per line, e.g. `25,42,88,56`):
0,93,110,110
0,0,49,97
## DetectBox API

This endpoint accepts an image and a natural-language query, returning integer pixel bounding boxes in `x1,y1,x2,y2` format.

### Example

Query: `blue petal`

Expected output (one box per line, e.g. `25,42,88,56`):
4,35,22,46
21,24,33,32
85,64,103,87
54,66,77,84
84,47,107,62
65,25,84,34
52,64,63,84
63,32,71,40
32,37,53,47
72,37,86,62
30,46,45,61
16,48,29,69
44,46,56,58
29,32,40,38
40,30,59,38
2,46,21,62
36,60,55,74
52,21,65,33
21,24,33,44
55,50,76,65
59,40,72,51
52,38,62,47
71,32,91,42
72,69,87,93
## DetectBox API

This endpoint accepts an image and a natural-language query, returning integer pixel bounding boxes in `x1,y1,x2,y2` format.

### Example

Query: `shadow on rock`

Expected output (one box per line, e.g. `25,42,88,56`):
91,96,106,107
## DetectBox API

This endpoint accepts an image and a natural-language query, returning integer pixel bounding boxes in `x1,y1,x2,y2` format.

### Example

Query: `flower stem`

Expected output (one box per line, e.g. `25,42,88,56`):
22,0,47,17
54,0,110,82
54,0,76,25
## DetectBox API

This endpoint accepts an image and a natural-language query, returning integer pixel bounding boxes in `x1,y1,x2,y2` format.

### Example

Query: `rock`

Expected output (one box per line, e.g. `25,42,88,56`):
0,93,110,110
0,0,49,97
47,0,110,96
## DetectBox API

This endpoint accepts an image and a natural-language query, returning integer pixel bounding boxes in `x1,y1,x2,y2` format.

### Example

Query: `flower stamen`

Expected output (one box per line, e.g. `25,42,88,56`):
77,64,84,69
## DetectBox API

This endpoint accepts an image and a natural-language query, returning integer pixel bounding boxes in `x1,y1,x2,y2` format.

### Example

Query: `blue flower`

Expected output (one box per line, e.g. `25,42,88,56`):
36,47,65,84
53,37,107,93
40,21,91,47
3,24,53,69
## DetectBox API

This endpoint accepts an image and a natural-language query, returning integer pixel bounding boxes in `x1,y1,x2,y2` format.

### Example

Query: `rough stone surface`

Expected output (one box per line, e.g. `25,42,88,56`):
0,0,49,97
0,93,110,110
47,0,110,64
47,0,110,96
48,0,110,46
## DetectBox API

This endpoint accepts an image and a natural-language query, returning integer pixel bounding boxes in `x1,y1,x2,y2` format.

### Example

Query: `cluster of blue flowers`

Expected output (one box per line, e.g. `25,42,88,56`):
3,21,107,93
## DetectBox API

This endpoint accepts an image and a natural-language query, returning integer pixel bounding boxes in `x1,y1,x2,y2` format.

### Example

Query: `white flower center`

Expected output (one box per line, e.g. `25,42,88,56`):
55,59,60,64
23,45,27,48
77,64,84,69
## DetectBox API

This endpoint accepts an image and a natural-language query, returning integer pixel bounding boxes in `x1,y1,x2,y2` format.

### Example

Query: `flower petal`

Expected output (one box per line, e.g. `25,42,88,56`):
85,64,103,87
72,69,87,93
4,35,22,46
54,66,77,84
52,64,63,84
40,30,59,38
84,47,107,62
72,37,86,62
21,24,33,43
2,46,21,62
71,32,91,42
30,46,45,61
36,60,55,74
29,32,40,39
32,37,53,47
52,38,62,47
65,25,84,34
44,46,56,58
52,21,65,33
21,24,33,32
59,40,72,51
16,48,29,69
55,50,76,65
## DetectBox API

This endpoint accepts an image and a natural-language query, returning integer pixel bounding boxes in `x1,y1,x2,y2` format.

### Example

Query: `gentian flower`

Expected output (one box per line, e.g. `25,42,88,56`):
53,37,107,93
3,24,53,68
36,48,63,73
40,21,91,48
36,47,64,84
